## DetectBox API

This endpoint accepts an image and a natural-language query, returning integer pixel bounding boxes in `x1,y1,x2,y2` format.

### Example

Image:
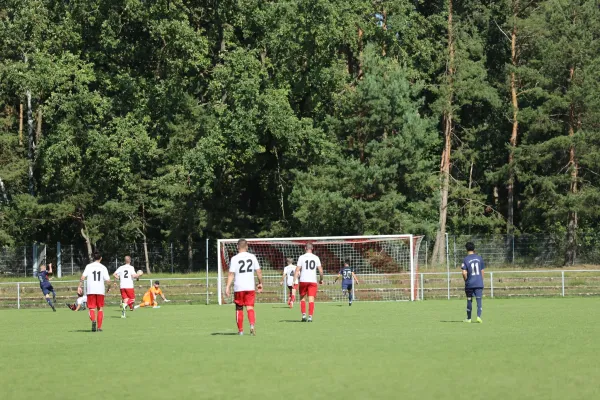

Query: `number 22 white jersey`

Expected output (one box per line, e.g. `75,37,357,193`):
115,264,136,289
297,253,321,283
229,251,261,292
82,261,110,295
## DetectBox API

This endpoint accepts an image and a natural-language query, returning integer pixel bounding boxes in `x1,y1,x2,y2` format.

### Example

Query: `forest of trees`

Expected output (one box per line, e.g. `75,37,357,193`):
0,0,599,266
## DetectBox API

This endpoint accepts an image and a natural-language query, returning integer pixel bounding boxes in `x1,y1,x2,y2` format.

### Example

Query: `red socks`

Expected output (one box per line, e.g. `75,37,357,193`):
301,300,306,314
128,299,135,310
89,309,96,321
309,302,315,316
236,309,244,332
291,295,296,302
98,310,104,329
248,309,256,325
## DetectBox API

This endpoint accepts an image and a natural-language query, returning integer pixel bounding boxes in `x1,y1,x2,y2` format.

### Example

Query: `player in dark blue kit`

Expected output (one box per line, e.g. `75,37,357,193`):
334,260,359,306
38,263,56,312
461,242,484,323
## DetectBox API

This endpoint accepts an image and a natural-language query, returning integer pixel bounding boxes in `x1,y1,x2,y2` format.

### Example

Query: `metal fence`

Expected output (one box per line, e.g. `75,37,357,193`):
0,234,599,278
418,233,600,269
2,270,600,309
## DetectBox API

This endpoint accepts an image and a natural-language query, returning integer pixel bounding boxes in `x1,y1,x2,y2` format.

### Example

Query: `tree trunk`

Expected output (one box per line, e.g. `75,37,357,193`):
187,232,193,272
26,87,34,196
142,231,151,274
80,226,93,262
0,176,8,203
19,104,23,146
36,108,42,145
432,0,455,266
507,3,519,236
273,147,286,221
468,161,474,235
565,68,578,265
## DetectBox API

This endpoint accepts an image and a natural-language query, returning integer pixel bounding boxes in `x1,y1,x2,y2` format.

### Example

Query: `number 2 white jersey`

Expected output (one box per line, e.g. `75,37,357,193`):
297,253,321,283
283,264,296,286
229,251,261,292
115,264,136,289
82,261,110,295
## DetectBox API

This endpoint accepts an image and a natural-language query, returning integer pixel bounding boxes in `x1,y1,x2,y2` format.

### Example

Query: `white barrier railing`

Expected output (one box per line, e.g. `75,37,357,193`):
2,270,600,308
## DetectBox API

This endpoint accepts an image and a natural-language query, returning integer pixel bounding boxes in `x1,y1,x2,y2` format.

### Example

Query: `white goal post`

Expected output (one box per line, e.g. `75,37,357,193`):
217,235,424,305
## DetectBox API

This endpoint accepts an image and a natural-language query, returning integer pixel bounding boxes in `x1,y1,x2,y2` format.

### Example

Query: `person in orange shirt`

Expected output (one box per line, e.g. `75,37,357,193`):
134,281,170,309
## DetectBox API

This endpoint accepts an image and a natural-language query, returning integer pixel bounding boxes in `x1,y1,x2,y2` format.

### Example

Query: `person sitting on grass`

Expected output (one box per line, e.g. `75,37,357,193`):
66,293,87,311
134,281,170,309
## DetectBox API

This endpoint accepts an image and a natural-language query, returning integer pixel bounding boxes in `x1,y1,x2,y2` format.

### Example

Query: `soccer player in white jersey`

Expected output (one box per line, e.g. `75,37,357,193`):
294,243,324,322
78,251,110,332
225,239,263,336
113,256,142,318
280,258,298,308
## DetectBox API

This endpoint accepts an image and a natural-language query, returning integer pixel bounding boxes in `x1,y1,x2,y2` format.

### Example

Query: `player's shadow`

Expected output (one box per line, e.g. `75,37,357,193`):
69,330,94,333
211,332,239,336
439,320,464,323
279,319,304,323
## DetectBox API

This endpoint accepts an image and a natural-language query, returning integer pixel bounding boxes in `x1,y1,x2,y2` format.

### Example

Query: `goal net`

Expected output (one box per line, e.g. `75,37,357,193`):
218,235,424,304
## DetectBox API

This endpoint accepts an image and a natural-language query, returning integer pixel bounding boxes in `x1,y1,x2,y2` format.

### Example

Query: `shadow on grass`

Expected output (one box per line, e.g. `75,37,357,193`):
69,330,93,333
279,320,303,323
211,332,239,336
439,320,465,323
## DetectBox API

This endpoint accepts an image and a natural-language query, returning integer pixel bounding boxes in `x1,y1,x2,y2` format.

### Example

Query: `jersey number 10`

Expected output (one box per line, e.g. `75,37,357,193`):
305,260,316,270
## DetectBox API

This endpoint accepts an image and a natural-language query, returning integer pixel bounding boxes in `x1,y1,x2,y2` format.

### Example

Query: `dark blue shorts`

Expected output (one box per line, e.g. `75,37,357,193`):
465,288,483,298
41,285,54,296
342,283,352,292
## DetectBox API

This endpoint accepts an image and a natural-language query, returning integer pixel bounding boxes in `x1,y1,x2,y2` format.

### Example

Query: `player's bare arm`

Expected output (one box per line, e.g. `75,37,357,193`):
318,265,324,284
77,274,85,295
48,263,53,275
462,269,468,281
256,269,263,293
294,265,301,282
352,272,359,284
225,271,235,297
280,271,286,285
333,273,341,283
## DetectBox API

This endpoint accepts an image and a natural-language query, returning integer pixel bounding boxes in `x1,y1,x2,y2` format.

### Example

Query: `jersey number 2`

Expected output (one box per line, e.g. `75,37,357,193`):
123,270,129,278
238,259,253,273
92,271,102,281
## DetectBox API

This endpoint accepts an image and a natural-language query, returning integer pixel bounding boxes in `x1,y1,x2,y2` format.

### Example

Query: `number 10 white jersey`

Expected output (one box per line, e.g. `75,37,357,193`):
82,261,110,295
297,253,321,283
229,251,261,292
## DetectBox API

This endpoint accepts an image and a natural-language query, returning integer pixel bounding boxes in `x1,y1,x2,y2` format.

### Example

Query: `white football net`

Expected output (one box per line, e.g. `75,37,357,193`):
217,235,423,304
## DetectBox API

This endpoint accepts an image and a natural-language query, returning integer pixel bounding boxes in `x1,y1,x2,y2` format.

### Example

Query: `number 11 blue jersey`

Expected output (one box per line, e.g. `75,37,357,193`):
461,254,485,289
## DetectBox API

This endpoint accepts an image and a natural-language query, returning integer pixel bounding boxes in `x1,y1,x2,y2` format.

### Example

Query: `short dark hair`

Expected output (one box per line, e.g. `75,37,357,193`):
465,242,475,252
93,251,102,261
154,280,160,285
344,259,350,265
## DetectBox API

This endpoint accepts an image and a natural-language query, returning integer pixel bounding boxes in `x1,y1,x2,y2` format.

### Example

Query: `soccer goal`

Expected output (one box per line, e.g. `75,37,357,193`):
217,235,424,305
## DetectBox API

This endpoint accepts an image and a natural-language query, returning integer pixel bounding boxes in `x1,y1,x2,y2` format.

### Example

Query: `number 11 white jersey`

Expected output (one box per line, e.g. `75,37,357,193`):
297,253,321,283
82,261,110,295
229,251,261,292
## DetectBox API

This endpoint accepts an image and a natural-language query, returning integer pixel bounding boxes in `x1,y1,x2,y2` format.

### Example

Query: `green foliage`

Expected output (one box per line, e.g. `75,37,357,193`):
0,0,598,254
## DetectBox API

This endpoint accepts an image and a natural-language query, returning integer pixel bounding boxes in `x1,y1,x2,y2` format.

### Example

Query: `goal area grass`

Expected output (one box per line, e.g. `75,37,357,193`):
1,298,597,400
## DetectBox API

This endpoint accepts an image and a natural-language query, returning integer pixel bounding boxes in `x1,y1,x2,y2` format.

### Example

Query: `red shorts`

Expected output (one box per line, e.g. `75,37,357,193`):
287,284,299,291
87,294,105,308
120,288,135,300
299,282,318,297
234,291,256,307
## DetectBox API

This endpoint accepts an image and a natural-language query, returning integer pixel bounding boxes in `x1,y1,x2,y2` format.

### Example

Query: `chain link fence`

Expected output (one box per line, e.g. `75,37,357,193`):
0,234,599,277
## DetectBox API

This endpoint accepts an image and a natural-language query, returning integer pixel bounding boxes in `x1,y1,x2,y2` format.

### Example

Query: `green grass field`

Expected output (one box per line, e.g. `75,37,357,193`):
2,298,599,400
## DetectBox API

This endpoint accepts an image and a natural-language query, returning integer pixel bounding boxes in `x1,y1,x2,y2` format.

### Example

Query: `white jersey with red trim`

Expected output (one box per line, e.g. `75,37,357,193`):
115,264,136,289
297,253,321,283
82,262,110,295
229,251,261,292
